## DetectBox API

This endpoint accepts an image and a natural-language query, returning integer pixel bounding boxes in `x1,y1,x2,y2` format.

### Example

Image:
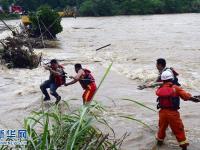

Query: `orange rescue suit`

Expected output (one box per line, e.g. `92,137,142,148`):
156,82,192,148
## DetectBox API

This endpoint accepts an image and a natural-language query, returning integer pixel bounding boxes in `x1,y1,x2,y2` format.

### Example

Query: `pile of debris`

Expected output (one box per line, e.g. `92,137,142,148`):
0,34,42,69
0,17,60,69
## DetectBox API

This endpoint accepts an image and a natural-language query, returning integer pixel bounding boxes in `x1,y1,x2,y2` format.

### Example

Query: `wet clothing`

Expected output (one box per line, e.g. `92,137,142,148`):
40,80,59,99
76,69,96,103
156,82,192,148
40,64,65,100
157,110,189,148
49,65,66,87
79,69,95,89
157,67,180,86
82,82,96,103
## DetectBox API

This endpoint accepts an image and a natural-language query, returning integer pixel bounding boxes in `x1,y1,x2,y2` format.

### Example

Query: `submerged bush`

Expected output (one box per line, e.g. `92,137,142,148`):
29,5,63,39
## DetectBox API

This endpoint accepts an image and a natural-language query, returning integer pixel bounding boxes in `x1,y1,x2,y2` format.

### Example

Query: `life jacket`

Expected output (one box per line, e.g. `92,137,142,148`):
79,69,95,89
156,84,180,110
51,64,66,87
157,67,180,86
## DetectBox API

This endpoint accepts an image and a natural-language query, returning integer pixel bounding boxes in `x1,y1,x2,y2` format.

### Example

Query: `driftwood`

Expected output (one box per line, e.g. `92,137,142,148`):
13,31,59,49
0,34,42,69
0,17,61,68
96,44,111,51
0,25,60,68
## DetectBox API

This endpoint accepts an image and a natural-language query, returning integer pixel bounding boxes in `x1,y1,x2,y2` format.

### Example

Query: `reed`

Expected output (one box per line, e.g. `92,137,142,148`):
23,102,127,150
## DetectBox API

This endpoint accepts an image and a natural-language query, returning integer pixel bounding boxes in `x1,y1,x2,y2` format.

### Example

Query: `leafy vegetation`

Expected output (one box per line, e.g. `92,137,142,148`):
79,0,200,16
1,0,200,16
29,5,62,39
22,102,127,150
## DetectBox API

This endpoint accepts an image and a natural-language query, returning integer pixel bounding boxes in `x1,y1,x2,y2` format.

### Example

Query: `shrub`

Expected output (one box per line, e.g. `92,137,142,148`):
29,5,63,39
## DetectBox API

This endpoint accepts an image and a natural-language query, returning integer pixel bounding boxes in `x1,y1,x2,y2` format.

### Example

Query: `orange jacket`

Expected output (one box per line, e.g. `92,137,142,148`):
161,82,192,101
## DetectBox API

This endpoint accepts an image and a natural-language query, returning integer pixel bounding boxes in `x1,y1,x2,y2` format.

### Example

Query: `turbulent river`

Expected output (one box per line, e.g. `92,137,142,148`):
0,14,200,150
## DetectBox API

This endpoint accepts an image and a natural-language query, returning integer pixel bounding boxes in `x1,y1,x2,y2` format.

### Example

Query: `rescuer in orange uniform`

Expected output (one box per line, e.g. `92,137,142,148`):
65,64,96,104
156,70,200,150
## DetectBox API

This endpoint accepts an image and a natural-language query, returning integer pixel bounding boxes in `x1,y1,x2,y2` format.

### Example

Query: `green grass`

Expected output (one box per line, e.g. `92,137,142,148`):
23,102,126,150
91,61,113,102
122,98,157,112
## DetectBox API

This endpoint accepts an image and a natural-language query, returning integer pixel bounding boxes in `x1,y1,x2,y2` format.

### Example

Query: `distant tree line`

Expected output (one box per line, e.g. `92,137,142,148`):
1,0,200,16
78,0,200,16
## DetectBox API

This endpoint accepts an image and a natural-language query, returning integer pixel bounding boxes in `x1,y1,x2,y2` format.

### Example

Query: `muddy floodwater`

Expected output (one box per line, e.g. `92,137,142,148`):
0,14,200,150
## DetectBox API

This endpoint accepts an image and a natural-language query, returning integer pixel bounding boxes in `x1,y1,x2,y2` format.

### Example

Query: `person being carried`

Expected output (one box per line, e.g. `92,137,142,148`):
155,70,200,150
40,59,66,104
138,58,180,90
65,64,97,105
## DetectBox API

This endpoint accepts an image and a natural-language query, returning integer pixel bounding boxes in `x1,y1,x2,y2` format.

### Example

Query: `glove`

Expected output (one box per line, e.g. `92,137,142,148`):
137,85,147,90
64,83,68,86
194,95,200,99
190,97,200,103
69,76,74,79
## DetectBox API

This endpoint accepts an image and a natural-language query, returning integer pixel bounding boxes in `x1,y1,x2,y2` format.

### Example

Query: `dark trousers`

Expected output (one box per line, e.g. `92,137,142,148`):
40,80,59,98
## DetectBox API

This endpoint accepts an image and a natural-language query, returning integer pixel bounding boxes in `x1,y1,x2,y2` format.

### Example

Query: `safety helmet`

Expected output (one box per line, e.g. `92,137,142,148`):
161,70,174,81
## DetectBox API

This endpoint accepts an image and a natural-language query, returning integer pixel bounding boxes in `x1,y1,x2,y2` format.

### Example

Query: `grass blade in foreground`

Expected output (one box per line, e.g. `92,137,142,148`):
22,102,125,150
119,116,152,130
122,98,157,112
92,62,113,101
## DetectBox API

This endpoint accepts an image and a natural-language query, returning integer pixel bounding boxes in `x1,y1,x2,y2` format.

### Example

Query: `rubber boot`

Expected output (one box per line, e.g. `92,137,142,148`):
44,96,50,101
182,146,187,150
55,96,61,105
157,140,163,146
180,144,188,150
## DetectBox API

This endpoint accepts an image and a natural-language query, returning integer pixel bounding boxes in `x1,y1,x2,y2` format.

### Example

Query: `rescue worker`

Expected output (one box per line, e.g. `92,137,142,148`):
138,58,180,90
64,64,97,105
40,59,66,104
156,70,200,150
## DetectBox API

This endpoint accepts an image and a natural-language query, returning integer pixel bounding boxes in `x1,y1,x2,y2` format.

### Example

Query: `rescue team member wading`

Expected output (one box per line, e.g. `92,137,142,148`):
65,64,96,105
40,59,66,105
156,70,200,150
